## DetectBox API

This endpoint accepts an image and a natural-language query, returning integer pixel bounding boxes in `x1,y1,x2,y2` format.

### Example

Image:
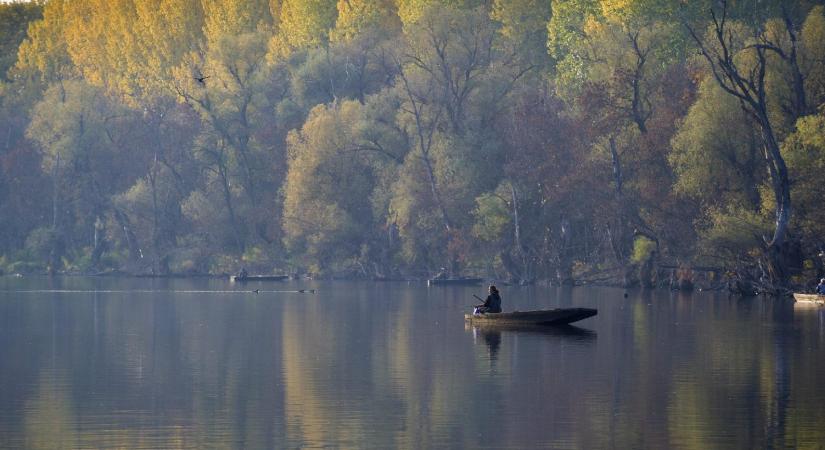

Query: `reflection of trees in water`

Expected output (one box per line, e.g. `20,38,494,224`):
2,290,291,448
4,285,825,448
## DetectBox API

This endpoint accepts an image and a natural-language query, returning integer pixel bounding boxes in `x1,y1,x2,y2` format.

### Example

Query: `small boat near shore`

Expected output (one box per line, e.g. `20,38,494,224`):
230,275,290,283
465,307,598,326
793,293,824,306
427,278,483,286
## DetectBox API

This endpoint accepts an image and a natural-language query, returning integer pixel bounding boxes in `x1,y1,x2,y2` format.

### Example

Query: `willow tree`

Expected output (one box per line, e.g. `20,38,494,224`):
388,5,529,272
551,0,690,285
173,30,285,253
283,96,404,275
683,0,825,285
27,81,146,271
783,113,825,276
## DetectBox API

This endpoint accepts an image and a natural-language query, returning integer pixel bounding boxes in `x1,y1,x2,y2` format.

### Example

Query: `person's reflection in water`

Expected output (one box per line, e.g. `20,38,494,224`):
482,329,501,363
472,326,501,366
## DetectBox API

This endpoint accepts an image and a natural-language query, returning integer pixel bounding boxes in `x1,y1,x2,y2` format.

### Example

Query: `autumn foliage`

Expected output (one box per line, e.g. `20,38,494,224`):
1,0,824,287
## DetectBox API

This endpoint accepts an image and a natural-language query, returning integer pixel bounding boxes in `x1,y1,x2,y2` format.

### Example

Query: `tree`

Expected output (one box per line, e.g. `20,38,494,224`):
26,81,146,271
269,0,337,58
0,2,42,80
552,0,691,285
114,100,200,274
683,0,806,285
12,0,74,83
173,31,286,253
782,112,825,276
283,97,403,274
490,0,552,68
331,0,399,43
290,30,398,108
670,79,764,211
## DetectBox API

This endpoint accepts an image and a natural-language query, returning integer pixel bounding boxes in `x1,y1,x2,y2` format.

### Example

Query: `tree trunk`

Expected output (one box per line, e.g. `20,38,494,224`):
608,137,635,287
113,209,142,265
556,217,573,285
685,4,797,287
218,163,245,253
149,155,161,274
49,153,63,274
759,120,793,284
90,216,107,270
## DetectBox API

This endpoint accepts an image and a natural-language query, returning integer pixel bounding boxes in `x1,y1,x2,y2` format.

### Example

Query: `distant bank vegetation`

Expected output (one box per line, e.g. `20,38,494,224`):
1,0,825,292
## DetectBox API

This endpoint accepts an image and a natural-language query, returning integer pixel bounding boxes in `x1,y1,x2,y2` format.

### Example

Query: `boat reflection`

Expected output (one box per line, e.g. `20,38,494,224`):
466,323,597,340
467,324,596,366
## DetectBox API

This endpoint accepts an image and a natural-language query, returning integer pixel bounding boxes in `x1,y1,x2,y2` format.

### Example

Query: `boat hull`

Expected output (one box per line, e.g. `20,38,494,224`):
230,275,289,282
793,293,824,306
465,308,597,326
427,278,483,286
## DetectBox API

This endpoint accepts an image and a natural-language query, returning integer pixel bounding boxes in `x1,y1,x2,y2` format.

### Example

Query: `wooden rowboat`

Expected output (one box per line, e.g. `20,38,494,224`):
465,308,597,326
427,278,484,286
230,275,290,283
793,293,825,306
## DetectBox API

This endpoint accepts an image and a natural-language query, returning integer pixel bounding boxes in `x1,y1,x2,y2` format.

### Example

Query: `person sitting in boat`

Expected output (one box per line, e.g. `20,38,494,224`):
475,285,502,314
237,267,248,280
817,278,825,295
434,267,448,280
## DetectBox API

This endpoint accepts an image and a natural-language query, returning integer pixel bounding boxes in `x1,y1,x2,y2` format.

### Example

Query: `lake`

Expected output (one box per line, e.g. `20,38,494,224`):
1,277,824,449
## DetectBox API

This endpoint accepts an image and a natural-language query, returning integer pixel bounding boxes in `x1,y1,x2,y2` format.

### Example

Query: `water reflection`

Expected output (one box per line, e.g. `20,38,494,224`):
468,324,596,369
471,327,501,362
0,279,824,448
468,323,597,340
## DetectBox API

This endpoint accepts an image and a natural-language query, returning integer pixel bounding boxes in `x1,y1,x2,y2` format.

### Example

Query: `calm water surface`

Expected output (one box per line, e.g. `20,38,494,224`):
1,277,824,449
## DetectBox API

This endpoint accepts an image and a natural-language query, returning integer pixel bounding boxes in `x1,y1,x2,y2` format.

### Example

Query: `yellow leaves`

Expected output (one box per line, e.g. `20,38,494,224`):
582,14,606,36
18,0,207,102
270,0,337,58
331,0,399,42
397,0,437,27
202,0,274,41
700,205,773,256
471,189,510,242
62,0,124,88
16,0,278,101
600,0,633,21
802,6,825,106
14,0,74,82
282,100,377,258
670,77,764,212
802,6,825,54
490,0,550,42
284,101,358,212
207,32,270,91
135,0,204,57
783,113,825,235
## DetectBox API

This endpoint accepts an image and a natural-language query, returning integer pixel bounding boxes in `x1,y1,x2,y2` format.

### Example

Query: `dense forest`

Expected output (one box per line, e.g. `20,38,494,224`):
1,0,825,292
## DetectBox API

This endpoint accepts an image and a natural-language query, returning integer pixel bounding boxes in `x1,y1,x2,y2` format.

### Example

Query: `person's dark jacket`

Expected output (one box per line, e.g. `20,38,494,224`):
482,292,502,313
